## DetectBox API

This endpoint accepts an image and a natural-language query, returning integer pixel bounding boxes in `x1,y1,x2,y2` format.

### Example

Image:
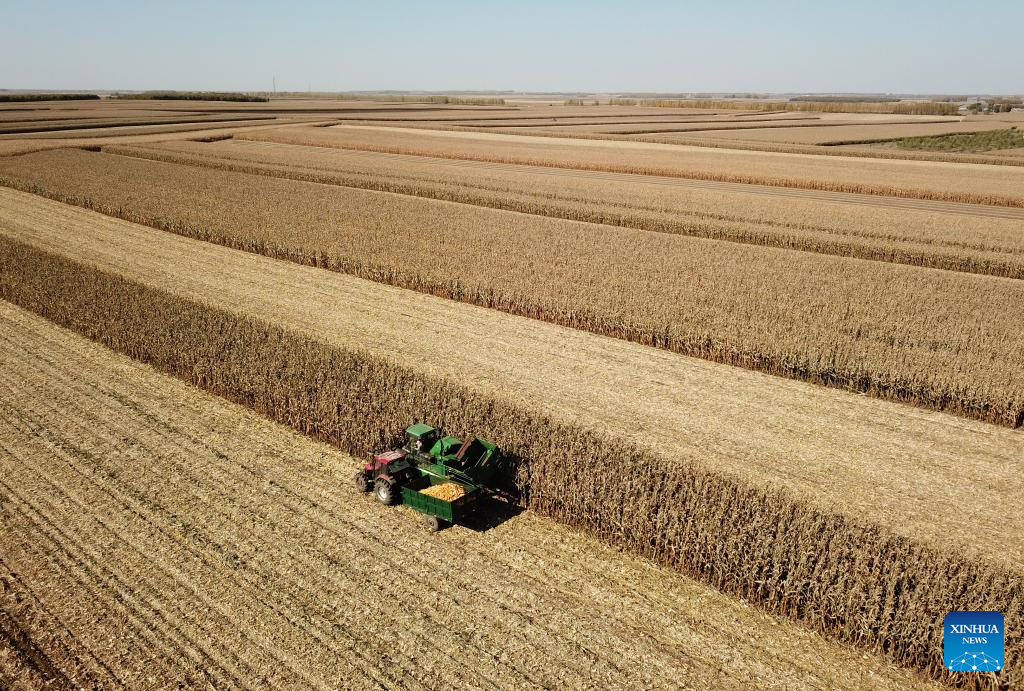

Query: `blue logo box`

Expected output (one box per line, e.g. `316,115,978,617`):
944,611,1004,672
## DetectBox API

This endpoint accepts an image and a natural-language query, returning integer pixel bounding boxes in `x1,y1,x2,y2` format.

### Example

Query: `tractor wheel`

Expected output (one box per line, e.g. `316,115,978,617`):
374,479,398,506
426,516,447,532
354,471,371,493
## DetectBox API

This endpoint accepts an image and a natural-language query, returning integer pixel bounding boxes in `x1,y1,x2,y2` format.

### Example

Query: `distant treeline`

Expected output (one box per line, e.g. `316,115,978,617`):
609,98,960,116
0,93,100,102
790,96,895,103
932,95,1022,103
330,94,506,105
114,91,268,103
258,92,506,105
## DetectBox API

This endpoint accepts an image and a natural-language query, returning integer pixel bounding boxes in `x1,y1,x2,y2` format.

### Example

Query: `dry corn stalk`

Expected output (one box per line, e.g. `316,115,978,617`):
1,238,1019,688
2,149,1023,427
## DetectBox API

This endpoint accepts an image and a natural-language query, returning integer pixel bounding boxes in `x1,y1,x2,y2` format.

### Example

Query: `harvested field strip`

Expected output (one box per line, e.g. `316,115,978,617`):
2,154,1023,427
0,119,281,141
367,116,739,126
0,115,275,135
0,569,82,690
0,108,200,122
672,121,1015,145
588,119,955,135
0,304,937,690
0,120,339,158
326,109,724,122
107,140,1024,264
121,139,1024,221
364,119,1024,166
270,125,1021,207
454,115,823,129
0,209,1021,687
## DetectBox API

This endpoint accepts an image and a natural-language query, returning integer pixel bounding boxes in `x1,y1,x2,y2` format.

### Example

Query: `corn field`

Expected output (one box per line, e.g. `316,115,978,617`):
1,149,1022,428
102,140,1024,280
0,236,1017,690
609,98,961,116
235,126,1024,207
405,121,1024,166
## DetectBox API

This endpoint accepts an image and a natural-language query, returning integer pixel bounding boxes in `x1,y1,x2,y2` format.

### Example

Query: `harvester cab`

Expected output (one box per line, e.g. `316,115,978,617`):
401,422,440,458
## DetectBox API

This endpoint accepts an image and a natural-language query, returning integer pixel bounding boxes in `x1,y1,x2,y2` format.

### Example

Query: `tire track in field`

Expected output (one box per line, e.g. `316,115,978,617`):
3,326,648,690
0,364,404,690
0,555,115,687
4,337,506,690
0,592,74,690
0,332,568,689
0,477,237,690
0,534,132,690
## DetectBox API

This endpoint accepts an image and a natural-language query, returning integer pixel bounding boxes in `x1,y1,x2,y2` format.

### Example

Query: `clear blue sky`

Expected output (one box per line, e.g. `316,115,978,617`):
2,0,1021,94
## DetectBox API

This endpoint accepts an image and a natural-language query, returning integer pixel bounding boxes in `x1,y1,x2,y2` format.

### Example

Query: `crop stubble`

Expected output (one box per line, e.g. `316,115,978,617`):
0,302,938,690
434,122,1024,166
626,120,1014,144
1,151,1022,428
104,140,1024,265
0,192,1020,687
237,125,1024,206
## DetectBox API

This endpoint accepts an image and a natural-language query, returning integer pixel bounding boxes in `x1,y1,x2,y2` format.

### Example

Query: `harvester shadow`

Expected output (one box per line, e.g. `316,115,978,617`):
458,496,525,532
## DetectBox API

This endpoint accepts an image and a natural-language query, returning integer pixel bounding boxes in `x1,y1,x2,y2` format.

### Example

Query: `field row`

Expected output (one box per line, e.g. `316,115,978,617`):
106,139,1024,267
0,192,1019,687
0,120,335,158
0,301,937,690
238,125,1024,206
628,120,1015,145
388,119,1024,166
0,113,273,135
1,149,1022,427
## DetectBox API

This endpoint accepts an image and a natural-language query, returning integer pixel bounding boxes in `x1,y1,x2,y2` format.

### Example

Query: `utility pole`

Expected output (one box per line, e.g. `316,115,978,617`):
273,76,277,95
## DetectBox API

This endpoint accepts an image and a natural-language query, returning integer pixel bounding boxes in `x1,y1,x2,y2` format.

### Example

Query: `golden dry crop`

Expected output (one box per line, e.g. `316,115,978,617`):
103,139,1024,277
0,301,938,690
420,482,467,501
1,99,1022,689
237,124,1024,206
0,113,271,135
446,122,1024,166
658,120,1014,145
0,196,1020,687
1,150,1022,427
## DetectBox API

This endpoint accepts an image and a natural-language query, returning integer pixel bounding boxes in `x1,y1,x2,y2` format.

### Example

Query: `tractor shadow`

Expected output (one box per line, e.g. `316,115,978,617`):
459,496,525,532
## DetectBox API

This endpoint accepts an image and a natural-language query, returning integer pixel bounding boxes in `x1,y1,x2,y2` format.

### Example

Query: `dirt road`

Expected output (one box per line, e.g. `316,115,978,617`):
0,302,935,689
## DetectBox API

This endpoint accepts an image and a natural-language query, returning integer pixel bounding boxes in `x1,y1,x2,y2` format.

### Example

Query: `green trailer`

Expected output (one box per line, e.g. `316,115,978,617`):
400,482,481,532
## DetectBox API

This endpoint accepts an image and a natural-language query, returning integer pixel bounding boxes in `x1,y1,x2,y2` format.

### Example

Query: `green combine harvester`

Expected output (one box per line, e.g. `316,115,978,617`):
354,423,506,531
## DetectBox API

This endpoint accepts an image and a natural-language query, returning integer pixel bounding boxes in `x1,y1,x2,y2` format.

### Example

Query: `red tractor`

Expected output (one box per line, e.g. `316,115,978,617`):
355,422,440,505
355,449,419,505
